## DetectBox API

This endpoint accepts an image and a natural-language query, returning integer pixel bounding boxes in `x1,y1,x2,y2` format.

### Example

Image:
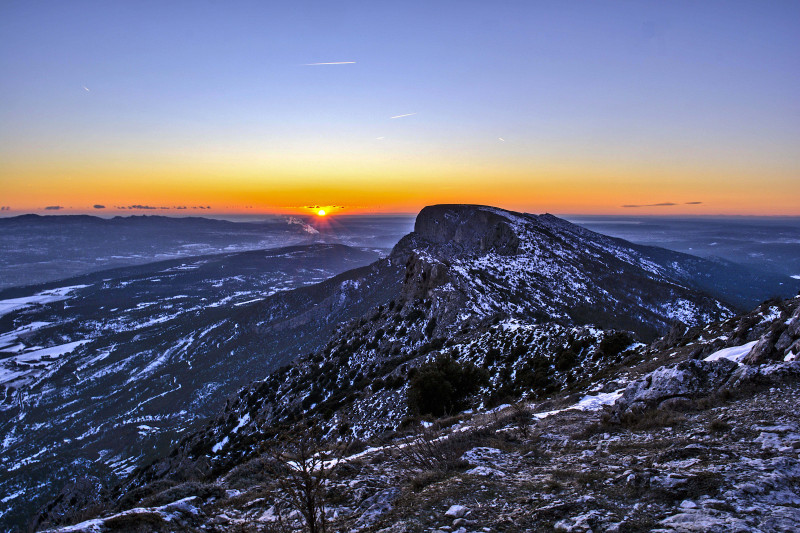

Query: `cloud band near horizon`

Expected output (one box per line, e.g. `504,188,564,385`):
623,202,703,208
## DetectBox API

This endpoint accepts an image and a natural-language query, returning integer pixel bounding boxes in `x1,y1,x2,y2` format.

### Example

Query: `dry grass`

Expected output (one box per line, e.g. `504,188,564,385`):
138,482,225,508
708,418,732,433
102,511,171,532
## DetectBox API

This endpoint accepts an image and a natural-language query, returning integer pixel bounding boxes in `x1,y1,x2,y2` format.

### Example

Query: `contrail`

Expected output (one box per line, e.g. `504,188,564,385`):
304,61,356,65
390,113,417,119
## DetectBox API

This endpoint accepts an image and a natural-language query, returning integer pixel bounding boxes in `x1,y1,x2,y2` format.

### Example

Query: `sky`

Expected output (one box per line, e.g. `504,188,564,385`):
1,1,798,216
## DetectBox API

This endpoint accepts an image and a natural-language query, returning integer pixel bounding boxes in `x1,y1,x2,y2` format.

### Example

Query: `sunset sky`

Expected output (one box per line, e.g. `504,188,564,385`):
1,1,798,216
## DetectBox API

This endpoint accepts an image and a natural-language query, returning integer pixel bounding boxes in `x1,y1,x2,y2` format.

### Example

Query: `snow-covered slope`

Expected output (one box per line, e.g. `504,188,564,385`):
53,295,800,533
107,205,754,499
9,204,792,530
0,244,384,530
390,205,734,339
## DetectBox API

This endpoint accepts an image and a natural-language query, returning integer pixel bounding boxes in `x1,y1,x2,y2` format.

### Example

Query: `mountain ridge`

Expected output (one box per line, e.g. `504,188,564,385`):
38,260,800,532
5,204,799,530
103,204,773,497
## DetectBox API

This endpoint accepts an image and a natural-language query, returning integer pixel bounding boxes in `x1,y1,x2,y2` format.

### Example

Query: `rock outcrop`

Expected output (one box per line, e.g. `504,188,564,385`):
612,296,800,418
617,358,739,412
743,302,800,364
413,204,521,255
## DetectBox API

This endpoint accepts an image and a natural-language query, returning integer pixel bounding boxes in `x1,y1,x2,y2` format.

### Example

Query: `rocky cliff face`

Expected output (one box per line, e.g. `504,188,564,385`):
412,204,521,254
391,204,736,340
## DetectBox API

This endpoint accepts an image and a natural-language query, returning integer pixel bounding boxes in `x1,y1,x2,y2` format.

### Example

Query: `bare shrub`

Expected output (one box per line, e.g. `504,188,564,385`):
265,423,348,533
391,423,492,479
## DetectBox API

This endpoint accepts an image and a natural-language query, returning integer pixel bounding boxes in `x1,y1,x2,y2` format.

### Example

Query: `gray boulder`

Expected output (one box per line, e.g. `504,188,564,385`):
355,487,401,529
742,331,779,365
618,359,738,412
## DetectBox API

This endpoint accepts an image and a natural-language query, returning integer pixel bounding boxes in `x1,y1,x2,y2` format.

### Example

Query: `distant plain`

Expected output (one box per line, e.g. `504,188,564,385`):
1,214,797,292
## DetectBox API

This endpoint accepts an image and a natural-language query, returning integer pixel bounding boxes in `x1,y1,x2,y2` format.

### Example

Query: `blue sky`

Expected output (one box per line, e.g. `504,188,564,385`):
1,1,798,214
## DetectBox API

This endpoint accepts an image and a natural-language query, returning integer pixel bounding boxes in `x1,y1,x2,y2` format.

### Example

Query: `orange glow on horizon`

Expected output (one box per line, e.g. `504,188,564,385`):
1,151,798,217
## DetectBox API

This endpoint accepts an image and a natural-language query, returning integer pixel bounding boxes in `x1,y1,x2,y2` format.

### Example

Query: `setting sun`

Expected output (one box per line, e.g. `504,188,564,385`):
317,209,326,216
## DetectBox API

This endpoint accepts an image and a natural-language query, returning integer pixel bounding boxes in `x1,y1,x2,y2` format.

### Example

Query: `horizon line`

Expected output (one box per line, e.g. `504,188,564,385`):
2,210,800,219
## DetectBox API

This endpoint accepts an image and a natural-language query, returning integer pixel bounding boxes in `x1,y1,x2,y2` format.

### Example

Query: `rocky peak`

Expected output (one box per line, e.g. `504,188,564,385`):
387,205,740,340
412,204,523,255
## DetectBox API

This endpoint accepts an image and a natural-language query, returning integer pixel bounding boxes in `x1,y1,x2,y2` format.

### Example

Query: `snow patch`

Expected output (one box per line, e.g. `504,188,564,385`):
0,321,52,347
0,285,89,318
232,413,250,433
534,390,624,419
703,341,757,364
16,340,88,362
212,436,229,454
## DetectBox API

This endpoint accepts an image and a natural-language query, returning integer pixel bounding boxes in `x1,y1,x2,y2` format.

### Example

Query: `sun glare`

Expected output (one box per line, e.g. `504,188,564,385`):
317,209,326,216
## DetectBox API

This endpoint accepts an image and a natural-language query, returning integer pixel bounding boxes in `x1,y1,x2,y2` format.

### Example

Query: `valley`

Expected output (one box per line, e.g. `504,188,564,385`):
1,205,798,532
0,244,383,529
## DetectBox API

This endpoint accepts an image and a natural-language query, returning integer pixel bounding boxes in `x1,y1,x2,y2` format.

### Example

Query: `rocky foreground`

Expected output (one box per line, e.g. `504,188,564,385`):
40,296,800,532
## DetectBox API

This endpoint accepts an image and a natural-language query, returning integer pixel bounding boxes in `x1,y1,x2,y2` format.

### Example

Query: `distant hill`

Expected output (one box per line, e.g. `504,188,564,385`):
0,214,413,290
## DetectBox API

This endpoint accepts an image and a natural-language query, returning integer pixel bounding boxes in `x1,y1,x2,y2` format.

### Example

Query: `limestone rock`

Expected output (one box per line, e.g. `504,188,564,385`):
414,204,520,255
742,331,778,364
444,505,469,518
355,487,401,529
617,359,738,412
